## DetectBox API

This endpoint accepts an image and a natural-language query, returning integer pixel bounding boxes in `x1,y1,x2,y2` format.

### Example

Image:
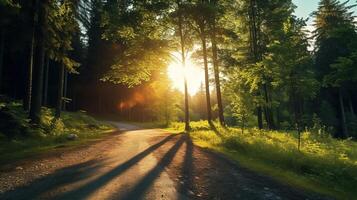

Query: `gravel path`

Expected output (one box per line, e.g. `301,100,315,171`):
0,122,332,200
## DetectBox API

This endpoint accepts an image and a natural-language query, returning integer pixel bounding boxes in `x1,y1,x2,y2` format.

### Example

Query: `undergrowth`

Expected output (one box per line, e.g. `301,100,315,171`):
0,100,115,163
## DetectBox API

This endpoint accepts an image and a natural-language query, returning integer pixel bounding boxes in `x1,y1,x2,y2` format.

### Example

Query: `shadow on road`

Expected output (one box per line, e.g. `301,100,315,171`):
115,135,187,199
0,131,326,200
0,159,104,200
0,134,179,200
56,134,179,199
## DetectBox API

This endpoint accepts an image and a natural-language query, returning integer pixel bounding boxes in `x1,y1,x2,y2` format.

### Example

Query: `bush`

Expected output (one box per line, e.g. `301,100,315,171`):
0,98,115,163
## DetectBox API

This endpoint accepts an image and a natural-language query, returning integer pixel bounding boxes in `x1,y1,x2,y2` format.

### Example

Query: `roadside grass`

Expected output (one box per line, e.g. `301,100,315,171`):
0,101,115,164
167,121,357,199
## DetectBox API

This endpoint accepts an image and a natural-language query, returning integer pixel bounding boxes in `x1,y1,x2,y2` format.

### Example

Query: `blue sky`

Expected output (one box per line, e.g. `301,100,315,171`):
293,0,357,24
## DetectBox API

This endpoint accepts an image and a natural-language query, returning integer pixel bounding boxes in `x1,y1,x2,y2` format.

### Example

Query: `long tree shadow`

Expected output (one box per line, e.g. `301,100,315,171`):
116,134,186,199
0,159,105,200
179,135,194,197
54,134,177,199
0,134,176,200
208,121,224,138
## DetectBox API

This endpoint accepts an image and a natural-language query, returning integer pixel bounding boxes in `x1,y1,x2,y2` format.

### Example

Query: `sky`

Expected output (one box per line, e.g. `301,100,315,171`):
293,0,357,25
293,0,318,22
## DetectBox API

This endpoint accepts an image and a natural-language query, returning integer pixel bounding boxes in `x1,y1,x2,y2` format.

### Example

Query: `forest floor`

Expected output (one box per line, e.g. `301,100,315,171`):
0,122,331,200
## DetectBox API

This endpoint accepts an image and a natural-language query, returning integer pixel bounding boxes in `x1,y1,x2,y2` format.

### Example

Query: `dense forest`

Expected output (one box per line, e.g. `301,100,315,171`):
0,0,357,139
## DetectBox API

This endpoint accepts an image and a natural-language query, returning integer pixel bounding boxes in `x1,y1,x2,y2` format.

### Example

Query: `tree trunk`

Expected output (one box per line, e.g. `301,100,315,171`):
29,0,48,123
177,0,190,131
249,0,263,129
276,106,281,129
0,29,5,93
257,106,263,129
200,29,212,123
241,113,246,134
210,16,225,126
55,63,64,118
63,70,68,111
43,55,49,106
349,93,355,117
339,88,348,138
263,83,275,129
24,0,38,111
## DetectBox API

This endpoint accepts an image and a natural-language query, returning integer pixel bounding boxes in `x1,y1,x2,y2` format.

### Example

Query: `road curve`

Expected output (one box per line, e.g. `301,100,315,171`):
0,122,331,200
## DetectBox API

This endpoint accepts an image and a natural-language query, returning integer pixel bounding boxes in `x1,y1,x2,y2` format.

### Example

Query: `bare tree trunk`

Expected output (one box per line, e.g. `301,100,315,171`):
349,93,355,117
55,63,64,118
29,0,48,123
63,70,68,111
24,0,38,111
43,55,49,106
339,88,348,138
210,14,225,126
263,83,275,129
0,29,5,93
257,106,263,129
241,113,246,134
177,0,190,131
201,34,212,123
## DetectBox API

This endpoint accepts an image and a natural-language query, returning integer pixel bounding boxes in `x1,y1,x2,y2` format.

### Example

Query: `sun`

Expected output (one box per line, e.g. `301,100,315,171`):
167,52,204,95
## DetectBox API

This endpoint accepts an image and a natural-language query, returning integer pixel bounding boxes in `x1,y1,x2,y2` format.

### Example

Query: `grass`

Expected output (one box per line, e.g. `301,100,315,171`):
167,121,357,200
0,100,115,164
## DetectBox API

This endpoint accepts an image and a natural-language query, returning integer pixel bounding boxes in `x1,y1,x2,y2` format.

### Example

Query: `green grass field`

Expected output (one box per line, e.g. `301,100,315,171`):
167,121,357,199
0,101,115,163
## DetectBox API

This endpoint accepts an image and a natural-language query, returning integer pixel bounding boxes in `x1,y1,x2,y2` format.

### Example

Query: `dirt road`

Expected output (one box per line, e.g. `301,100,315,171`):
0,122,331,200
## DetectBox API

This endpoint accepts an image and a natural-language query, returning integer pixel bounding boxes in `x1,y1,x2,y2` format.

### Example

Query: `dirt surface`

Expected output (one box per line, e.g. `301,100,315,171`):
0,122,332,200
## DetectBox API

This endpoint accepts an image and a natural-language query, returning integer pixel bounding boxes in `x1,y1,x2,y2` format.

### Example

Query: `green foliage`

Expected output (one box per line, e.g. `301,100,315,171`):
324,52,357,87
142,71,182,124
99,0,171,87
47,0,80,72
222,0,318,129
169,121,357,199
313,0,356,45
0,99,114,163
312,0,357,136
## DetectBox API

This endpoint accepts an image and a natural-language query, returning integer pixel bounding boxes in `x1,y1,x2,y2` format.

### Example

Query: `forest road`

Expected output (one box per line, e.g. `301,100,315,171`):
0,122,331,200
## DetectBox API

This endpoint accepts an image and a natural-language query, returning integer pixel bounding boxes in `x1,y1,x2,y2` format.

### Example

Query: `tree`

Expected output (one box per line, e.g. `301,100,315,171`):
260,17,318,129
100,0,171,87
176,0,191,131
190,1,212,123
208,0,225,126
313,0,357,137
46,0,80,118
221,0,296,130
29,0,49,123
324,52,357,137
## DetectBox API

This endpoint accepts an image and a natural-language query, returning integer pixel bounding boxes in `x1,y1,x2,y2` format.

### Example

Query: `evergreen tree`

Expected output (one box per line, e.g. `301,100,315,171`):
313,0,357,137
